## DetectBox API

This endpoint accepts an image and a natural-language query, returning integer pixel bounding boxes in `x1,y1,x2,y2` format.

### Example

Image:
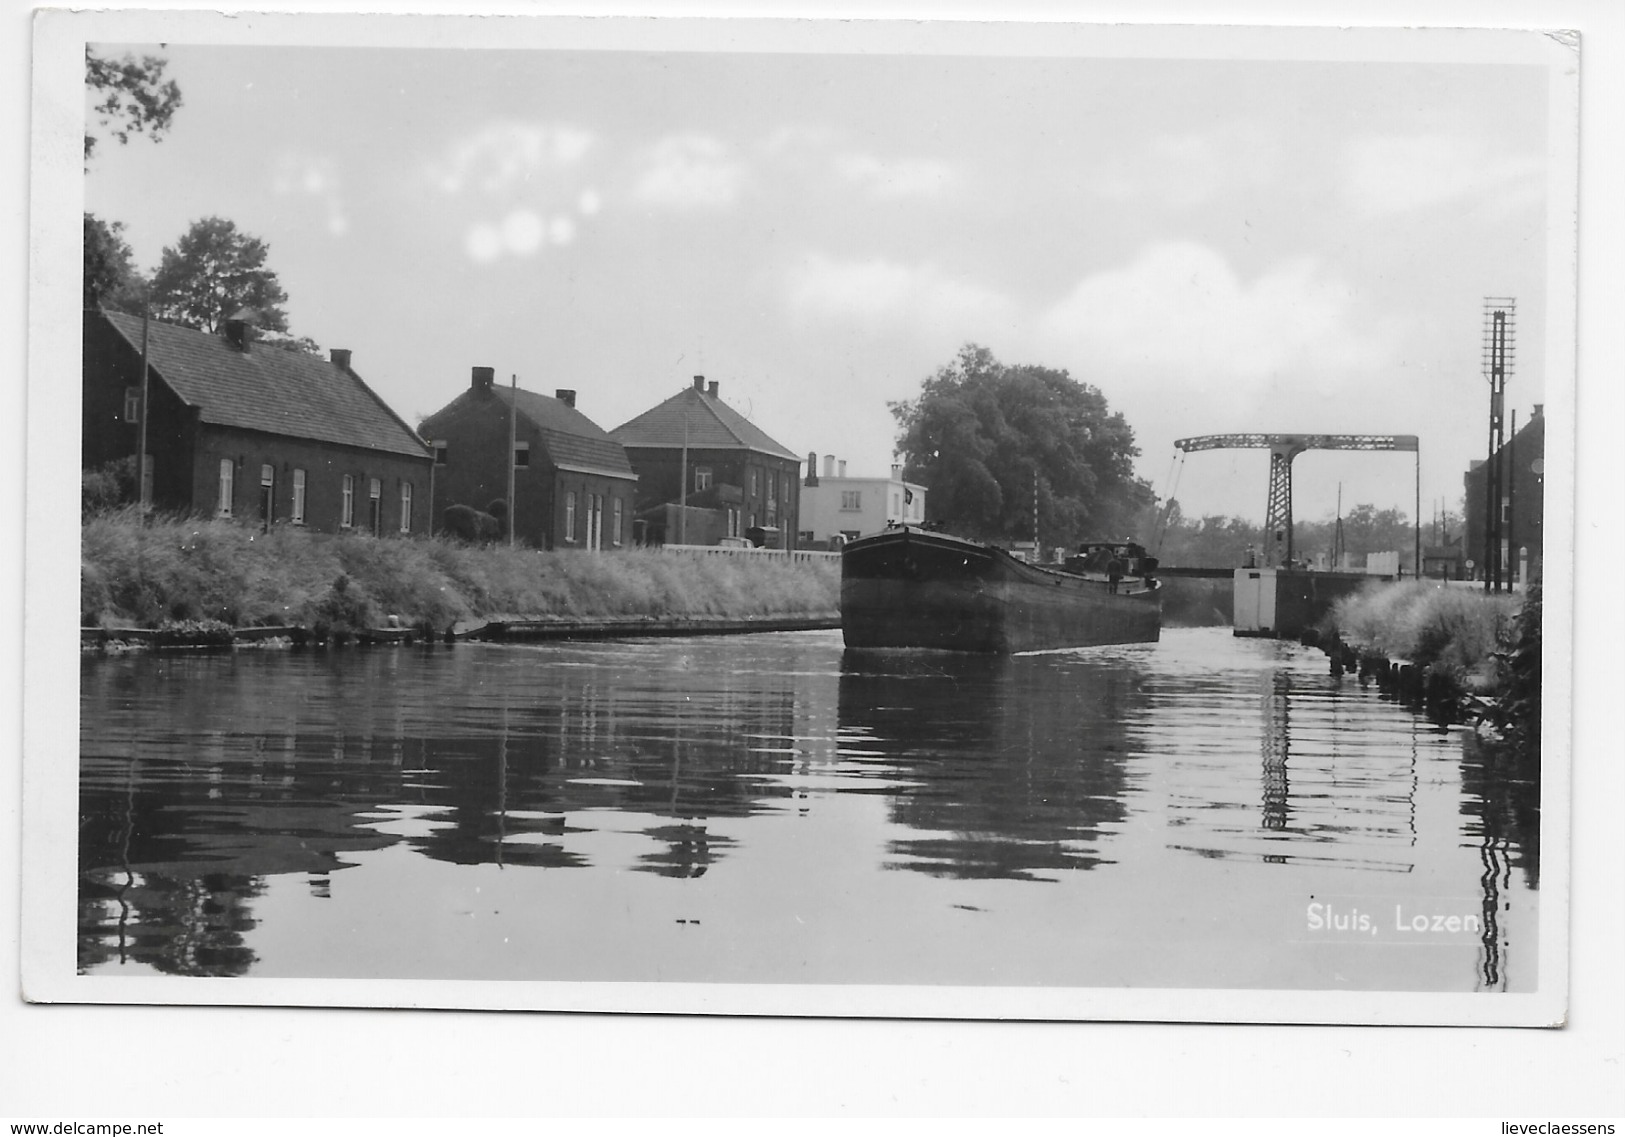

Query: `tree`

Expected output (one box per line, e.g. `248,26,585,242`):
83,213,146,312
890,344,1153,550
85,48,182,164
147,217,293,335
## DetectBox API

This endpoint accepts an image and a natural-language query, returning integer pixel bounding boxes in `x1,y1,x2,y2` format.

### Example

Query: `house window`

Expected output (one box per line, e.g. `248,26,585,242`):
892,492,901,517
768,473,777,505
514,441,530,468
369,478,382,535
727,507,740,538
123,387,141,423
565,491,577,542
216,459,234,517
694,466,713,492
749,469,758,497
259,464,275,526
341,475,354,528
841,490,862,511
613,497,624,546
291,469,307,525
433,442,448,465
400,482,413,533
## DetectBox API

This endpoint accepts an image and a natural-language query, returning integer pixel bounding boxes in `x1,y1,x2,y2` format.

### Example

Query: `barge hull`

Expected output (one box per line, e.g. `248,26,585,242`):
841,527,1160,653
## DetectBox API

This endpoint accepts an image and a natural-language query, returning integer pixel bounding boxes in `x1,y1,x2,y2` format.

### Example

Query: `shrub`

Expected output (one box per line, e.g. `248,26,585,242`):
1332,580,1520,689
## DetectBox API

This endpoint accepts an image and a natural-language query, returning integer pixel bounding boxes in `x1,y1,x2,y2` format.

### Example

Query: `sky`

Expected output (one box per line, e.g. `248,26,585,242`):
82,27,1566,527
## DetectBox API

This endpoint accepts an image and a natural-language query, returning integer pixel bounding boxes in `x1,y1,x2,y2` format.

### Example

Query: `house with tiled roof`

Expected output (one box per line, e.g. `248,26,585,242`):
610,375,802,549
418,367,638,550
83,308,432,534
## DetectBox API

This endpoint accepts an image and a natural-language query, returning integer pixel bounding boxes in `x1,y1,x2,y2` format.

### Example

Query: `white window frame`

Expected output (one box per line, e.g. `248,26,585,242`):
694,466,713,492
341,475,355,528
123,387,141,423
400,481,413,533
612,497,624,546
565,490,577,543
369,478,382,535
514,441,530,468
291,468,307,525
840,490,862,511
216,459,234,517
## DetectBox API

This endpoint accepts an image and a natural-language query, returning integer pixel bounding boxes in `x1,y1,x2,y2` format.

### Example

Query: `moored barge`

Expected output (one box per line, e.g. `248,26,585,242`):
840,525,1162,653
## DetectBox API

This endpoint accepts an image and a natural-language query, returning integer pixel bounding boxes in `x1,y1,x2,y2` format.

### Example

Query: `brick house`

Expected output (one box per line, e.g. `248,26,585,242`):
1463,403,1545,585
83,308,432,533
610,375,802,549
418,367,638,550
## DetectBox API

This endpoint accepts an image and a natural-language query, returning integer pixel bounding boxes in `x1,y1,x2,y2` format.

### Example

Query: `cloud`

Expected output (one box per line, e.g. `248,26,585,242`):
430,121,596,197
834,153,956,200
1342,134,1545,217
1036,242,1392,387
630,134,749,209
1088,125,1282,209
787,253,1015,341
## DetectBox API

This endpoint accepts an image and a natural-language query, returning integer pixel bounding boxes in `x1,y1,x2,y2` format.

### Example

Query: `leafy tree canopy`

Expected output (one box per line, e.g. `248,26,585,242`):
148,216,294,336
83,213,146,312
890,344,1153,551
85,48,182,163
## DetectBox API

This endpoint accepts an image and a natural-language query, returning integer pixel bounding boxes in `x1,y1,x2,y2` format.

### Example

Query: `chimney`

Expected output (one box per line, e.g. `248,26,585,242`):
838,460,847,478
692,374,705,392
472,366,495,391
824,454,835,478
891,462,901,479
555,389,576,409
224,318,252,352
1532,403,1543,418
805,451,819,487
329,348,352,370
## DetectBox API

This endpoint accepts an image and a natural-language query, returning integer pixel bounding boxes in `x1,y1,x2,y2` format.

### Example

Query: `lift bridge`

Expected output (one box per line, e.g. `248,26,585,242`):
1167,433,1421,637
1171,433,1420,570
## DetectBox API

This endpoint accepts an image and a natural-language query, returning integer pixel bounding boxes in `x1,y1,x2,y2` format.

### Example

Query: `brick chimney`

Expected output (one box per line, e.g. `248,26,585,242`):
707,380,719,397
472,366,495,391
223,310,255,352
555,389,576,408
692,374,705,391
329,348,352,370
805,451,819,487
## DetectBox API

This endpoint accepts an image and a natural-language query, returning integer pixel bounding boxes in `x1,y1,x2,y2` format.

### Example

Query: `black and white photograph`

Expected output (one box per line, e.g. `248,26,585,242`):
24,5,1587,1046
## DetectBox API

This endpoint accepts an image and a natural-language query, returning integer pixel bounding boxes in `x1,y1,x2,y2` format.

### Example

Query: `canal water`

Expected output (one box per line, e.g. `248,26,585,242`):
78,628,1539,992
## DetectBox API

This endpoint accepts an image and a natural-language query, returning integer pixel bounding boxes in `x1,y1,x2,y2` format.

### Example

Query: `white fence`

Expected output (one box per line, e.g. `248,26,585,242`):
662,543,841,564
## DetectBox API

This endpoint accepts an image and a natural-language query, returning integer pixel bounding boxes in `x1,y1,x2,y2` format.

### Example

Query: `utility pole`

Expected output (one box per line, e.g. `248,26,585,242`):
679,418,689,545
507,374,517,548
136,303,151,515
1482,298,1515,592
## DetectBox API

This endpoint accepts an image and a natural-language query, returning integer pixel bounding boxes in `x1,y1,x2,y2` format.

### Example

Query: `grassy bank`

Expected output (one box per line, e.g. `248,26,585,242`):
82,508,840,633
1329,580,1523,693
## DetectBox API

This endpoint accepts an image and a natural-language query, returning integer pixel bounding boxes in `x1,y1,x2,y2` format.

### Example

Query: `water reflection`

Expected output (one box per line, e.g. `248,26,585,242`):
78,630,1542,990
836,650,1144,880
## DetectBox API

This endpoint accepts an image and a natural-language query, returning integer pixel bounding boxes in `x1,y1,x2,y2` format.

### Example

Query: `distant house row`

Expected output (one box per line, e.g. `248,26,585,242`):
81,309,928,551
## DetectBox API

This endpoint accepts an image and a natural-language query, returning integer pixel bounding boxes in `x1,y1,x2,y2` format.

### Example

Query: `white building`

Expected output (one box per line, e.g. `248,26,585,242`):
796,454,927,547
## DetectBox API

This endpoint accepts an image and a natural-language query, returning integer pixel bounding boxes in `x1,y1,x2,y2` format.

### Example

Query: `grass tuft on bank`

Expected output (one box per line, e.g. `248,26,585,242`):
1330,580,1521,691
82,508,840,631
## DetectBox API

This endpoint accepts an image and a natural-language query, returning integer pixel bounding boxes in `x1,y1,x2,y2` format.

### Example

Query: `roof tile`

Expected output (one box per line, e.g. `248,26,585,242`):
102,311,430,459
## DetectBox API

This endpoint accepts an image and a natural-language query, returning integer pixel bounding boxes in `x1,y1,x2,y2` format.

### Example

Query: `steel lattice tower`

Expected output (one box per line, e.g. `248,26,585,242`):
1481,298,1516,592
